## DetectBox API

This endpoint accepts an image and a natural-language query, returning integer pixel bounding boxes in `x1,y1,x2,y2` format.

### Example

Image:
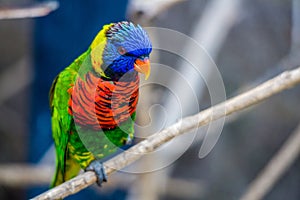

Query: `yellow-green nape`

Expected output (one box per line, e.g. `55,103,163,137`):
90,23,113,50
90,23,114,78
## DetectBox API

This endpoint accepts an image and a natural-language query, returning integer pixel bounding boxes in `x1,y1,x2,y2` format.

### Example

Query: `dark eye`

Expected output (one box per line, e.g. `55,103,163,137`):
124,52,137,57
117,47,127,55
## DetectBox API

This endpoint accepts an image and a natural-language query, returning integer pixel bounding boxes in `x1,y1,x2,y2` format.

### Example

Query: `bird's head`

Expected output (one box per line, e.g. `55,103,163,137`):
90,21,152,81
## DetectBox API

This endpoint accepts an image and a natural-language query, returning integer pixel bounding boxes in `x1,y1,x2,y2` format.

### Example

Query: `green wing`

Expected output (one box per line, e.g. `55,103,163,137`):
49,51,88,187
49,48,137,187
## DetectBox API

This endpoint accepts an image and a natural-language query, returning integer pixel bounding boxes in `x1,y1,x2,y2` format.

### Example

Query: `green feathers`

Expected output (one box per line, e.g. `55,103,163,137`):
50,21,151,187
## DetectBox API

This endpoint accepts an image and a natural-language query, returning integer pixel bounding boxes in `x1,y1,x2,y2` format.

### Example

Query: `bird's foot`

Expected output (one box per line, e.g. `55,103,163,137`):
85,160,107,186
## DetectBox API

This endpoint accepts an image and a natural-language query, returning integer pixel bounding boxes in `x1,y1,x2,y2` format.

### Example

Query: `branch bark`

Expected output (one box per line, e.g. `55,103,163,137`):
32,66,300,200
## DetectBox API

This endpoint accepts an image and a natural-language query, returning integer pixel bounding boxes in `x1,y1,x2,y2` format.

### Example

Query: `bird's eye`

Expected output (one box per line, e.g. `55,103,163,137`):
124,52,136,57
117,46,127,55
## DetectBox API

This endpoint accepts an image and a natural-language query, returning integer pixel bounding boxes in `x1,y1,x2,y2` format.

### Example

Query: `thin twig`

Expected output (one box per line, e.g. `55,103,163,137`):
128,0,186,25
239,123,300,200
32,66,300,200
0,165,52,187
0,1,59,20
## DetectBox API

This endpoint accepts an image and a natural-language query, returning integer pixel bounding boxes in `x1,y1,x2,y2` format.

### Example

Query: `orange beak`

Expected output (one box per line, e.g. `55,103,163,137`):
134,58,151,80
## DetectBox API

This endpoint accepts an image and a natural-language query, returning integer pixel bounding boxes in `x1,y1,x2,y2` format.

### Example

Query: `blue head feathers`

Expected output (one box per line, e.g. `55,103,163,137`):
102,21,152,81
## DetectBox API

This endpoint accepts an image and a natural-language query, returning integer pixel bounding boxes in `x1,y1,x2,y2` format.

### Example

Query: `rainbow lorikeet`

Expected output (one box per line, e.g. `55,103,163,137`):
49,21,152,187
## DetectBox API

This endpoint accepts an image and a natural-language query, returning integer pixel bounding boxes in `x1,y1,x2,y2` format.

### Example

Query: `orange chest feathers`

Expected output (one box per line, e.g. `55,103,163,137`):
68,72,139,130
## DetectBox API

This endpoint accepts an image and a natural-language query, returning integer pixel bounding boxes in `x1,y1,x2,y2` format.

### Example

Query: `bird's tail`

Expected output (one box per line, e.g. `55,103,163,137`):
51,156,81,188
51,163,64,188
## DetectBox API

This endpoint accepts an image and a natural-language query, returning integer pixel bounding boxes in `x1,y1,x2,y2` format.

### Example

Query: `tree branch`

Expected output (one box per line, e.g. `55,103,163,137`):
0,164,52,187
239,123,300,200
127,0,186,25
32,66,300,200
0,1,59,20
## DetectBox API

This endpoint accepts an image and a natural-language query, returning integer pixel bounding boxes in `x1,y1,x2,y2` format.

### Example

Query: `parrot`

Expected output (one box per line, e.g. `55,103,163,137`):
49,21,152,188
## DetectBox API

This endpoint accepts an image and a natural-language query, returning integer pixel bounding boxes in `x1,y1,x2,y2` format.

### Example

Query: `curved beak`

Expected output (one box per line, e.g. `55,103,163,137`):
134,58,151,80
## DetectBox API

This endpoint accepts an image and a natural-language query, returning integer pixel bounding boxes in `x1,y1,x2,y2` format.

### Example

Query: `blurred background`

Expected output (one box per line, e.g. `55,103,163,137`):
0,0,299,200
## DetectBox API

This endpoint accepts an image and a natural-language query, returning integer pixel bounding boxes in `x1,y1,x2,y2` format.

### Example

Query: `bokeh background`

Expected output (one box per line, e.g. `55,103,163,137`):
0,0,299,200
